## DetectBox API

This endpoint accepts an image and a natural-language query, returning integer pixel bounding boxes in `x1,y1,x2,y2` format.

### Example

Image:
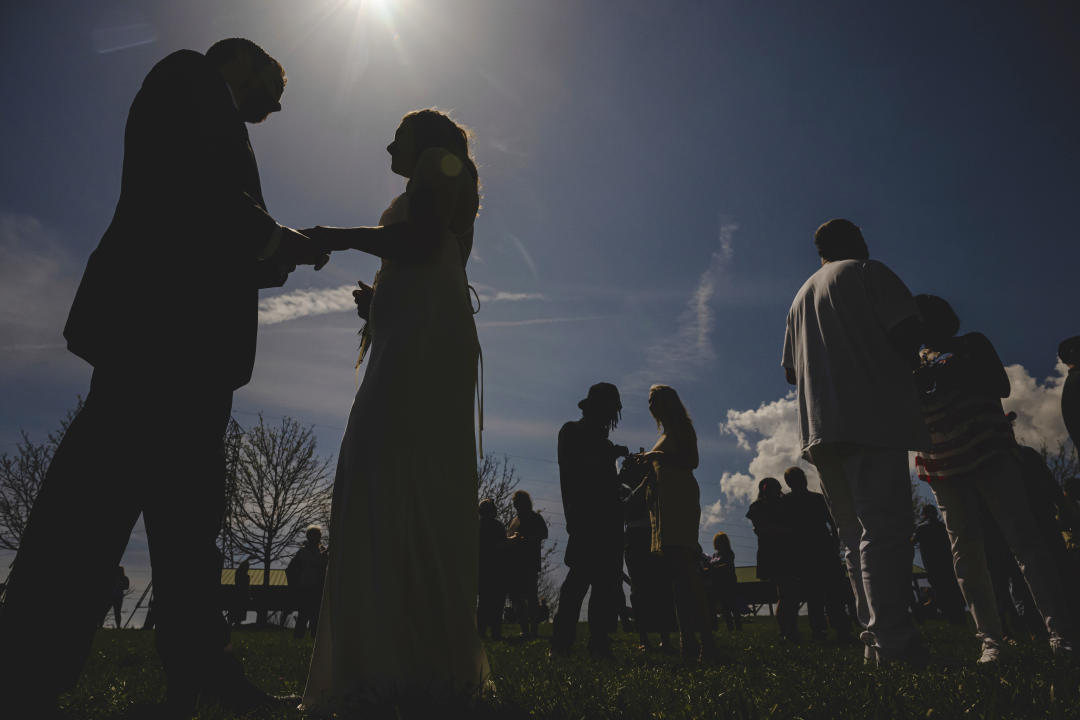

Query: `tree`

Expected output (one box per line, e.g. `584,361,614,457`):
477,453,561,609
0,397,83,552
227,414,333,622
218,416,246,570
1041,439,1079,487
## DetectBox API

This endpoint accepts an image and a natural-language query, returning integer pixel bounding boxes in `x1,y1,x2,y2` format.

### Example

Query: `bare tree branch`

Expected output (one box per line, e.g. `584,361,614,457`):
226,414,333,610
0,397,84,552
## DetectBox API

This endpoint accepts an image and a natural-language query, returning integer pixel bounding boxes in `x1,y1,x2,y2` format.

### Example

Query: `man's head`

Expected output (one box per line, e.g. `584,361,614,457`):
921,505,939,521
578,382,622,433
712,532,731,554
814,218,869,264
207,38,285,123
478,498,496,519
783,466,808,492
758,476,782,501
1059,336,1080,369
915,294,960,345
305,525,322,545
512,490,533,514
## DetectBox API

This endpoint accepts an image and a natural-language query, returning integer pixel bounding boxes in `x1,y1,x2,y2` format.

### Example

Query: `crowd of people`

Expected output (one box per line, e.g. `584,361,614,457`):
527,218,1080,670
477,490,550,640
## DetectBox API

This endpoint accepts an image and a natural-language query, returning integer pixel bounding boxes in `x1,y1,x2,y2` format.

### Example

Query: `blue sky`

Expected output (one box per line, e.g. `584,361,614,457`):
2,1,1078,619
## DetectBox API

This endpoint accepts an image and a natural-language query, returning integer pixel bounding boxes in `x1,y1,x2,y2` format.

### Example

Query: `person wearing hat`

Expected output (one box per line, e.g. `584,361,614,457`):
550,383,630,658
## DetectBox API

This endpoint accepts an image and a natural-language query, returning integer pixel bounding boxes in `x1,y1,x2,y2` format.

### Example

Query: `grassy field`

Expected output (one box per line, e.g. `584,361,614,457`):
63,618,1080,719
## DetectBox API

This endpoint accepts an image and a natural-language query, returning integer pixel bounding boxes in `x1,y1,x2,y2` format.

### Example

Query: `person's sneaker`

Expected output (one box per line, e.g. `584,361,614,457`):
977,639,1002,664
1049,633,1073,658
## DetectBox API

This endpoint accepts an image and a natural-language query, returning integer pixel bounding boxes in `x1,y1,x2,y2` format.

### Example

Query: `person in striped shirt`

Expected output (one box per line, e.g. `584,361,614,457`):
913,294,1072,663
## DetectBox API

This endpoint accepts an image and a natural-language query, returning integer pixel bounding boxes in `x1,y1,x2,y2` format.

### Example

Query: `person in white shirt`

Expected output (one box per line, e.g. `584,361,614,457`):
782,218,929,665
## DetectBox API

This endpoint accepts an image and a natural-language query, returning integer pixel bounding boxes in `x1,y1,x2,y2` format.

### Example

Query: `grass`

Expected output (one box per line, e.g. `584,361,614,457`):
62,618,1080,719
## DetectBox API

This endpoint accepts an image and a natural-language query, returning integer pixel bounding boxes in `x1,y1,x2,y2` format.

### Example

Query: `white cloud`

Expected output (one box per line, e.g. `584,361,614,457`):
704,361,1071,528
259,282,547,325
477,315,606,329
259,284,356,325
703,390,817,526
1003,361,1070,450
625,220,738,392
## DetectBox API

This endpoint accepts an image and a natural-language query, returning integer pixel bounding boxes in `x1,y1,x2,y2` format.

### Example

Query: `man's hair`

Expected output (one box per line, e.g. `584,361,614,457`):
712,531,732,554
921,504,939,519
206,38,285,85
814,218,869,261
783,466,807,489
512,489,533,512
915,294,960,340
1059,336,1080,366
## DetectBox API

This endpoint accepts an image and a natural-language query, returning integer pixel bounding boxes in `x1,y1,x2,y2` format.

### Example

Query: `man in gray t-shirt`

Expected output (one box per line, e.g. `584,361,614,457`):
782,218,929,665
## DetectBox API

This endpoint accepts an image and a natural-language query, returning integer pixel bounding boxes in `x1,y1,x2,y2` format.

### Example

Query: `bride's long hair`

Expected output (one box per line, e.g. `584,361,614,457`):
400,108,481,225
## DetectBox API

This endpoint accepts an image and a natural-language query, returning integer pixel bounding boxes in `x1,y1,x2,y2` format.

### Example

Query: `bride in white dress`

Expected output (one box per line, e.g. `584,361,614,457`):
300,109,487,713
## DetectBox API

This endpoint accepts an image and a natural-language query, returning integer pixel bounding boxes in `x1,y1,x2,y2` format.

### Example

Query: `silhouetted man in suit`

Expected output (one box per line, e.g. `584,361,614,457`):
0,38,327,718
550,382,629,658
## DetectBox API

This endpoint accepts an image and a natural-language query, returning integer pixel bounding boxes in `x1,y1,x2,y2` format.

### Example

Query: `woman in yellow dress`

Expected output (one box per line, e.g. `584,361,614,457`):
638,384,716,662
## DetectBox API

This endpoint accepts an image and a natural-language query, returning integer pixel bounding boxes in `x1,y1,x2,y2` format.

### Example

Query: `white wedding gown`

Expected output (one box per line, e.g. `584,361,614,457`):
303,152,488,711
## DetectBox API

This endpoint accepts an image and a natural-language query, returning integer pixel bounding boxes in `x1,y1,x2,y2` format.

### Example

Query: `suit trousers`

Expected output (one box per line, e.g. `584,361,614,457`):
551,545,622,652
810,443,920,657
0,370,233,705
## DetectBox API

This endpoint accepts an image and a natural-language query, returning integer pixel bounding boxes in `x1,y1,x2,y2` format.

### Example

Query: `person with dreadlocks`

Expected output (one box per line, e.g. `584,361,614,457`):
550,383,630,658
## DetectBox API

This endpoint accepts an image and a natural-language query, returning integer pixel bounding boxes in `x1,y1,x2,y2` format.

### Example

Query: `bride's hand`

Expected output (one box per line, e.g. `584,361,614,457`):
301,226,354,253
354,280,373,320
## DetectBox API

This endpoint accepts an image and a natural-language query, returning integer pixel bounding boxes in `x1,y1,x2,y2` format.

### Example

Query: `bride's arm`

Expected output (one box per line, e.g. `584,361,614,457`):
301,223,439,263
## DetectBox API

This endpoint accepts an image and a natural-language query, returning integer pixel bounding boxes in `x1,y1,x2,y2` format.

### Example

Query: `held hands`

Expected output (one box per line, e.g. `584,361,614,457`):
277,226,330,270
301,226,354,253
353,280,373,321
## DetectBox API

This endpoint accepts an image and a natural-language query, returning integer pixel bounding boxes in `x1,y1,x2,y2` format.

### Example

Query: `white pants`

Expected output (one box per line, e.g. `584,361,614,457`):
930,451,1067,644
810,443,919,655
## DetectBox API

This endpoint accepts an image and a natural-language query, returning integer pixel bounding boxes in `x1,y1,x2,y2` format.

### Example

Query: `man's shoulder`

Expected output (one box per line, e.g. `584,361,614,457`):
146,49,211,79
559,419,582,437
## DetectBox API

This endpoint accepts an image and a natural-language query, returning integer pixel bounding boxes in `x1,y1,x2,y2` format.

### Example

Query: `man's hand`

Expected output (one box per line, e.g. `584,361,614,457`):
277,226,330,270
301,226,356,253
353,280,373,321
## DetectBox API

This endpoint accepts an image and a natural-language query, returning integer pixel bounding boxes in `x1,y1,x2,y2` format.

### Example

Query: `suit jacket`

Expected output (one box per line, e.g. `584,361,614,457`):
65,49,285,391
557,419,623,567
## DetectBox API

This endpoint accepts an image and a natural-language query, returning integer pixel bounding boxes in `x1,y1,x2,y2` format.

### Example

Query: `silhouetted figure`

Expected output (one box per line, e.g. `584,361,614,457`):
506,490,548,639
550,383,629,658
913,294,1071,662
782,467,854,642
287,526,328,639
747,477,798,642
621,464,676,653
477,498,507,640
703,533,742,632
0,38,328,718
628,385,716,662
912,506,966,625
782,218,929,665
1015,445,1080,625
230,559,251,627
1065,477,1080,558
975,496,1038,641
301,110,487,710
101,566,130,628
142,595,157,631
1060,337,1080,450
